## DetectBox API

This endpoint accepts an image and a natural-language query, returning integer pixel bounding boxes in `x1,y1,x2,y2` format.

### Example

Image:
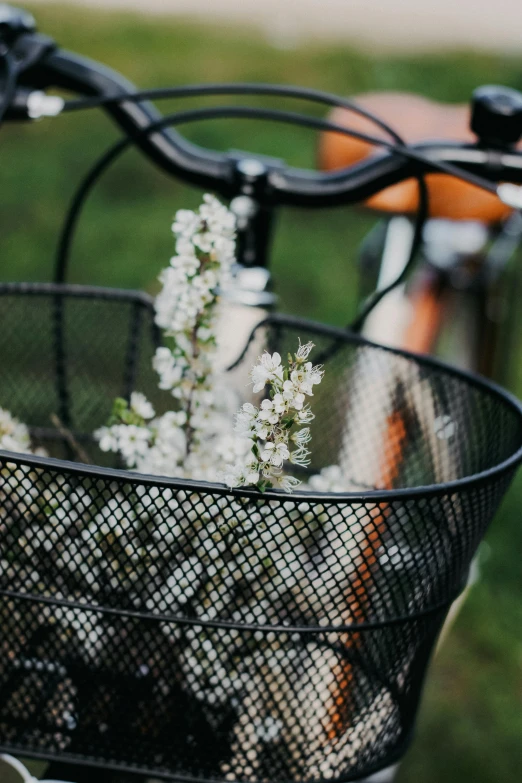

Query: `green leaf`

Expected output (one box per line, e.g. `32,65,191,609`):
256,479,273,493
113,397,128,415
108,396,129,425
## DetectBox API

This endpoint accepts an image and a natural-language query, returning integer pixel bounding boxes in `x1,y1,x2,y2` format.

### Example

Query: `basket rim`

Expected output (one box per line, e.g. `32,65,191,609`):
0,280,153,305
0,286,522,501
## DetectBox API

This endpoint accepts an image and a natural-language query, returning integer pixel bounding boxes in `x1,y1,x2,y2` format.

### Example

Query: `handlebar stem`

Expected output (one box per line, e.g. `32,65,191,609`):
230,156,279,268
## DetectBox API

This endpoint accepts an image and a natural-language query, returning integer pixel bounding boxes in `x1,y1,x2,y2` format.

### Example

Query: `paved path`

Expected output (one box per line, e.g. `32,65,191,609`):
28,0,522,52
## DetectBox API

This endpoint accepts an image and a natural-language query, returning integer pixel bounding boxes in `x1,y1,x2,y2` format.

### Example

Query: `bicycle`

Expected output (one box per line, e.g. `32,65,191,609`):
1,5,522,783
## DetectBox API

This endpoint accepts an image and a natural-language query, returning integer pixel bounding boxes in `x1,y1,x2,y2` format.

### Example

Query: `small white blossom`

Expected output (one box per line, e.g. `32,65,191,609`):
130,392,155,421
250,352,284,393
290,362,324,396
0,408,31,453
282,380,306,410
278,475,302,492
234,403,258,435
115,424,151,467
260,441,290,467
295,340,315,362
259,399,281,425
95,426,118,453
171,208,201,237
224,461,257,489
291,428,311,446
289,445,311,467
297,406,315,424
170,253,200,275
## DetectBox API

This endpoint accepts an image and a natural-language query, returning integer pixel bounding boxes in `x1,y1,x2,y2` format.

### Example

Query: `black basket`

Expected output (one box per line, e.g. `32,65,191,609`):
1,282,522,782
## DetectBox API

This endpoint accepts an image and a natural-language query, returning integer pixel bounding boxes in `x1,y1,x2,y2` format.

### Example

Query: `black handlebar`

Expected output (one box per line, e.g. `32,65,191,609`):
33,47,522,207
4,5,522,208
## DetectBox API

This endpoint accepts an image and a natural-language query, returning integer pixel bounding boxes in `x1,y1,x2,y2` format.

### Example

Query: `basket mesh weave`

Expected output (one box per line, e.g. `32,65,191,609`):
0,284,521,782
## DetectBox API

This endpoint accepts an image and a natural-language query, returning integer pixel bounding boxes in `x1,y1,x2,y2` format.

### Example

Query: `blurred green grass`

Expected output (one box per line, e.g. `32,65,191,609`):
3,3,522,781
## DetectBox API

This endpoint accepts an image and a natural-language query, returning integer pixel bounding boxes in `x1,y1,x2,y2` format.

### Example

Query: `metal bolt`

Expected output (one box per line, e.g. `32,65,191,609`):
236,158,266,178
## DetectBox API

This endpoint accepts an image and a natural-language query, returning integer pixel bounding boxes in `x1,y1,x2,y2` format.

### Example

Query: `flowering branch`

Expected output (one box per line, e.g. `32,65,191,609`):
95,194,237,478
224,341,323,492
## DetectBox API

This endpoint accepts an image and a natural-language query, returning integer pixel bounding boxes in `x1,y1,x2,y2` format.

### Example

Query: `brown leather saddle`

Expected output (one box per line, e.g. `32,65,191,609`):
318,92,516,222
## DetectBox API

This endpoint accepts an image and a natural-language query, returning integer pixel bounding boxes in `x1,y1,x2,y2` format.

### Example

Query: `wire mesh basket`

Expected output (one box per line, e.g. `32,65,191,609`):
1,281,522,782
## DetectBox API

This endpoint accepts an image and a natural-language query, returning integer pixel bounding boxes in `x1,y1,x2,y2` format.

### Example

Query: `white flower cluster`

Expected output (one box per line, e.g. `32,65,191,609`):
155,195,235,338
96,392,189,476
224,342,323,492
0,407,32,454
95,194,239,479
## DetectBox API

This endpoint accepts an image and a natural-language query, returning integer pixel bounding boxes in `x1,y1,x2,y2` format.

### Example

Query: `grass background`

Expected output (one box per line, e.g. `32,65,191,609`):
3,3,522,780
